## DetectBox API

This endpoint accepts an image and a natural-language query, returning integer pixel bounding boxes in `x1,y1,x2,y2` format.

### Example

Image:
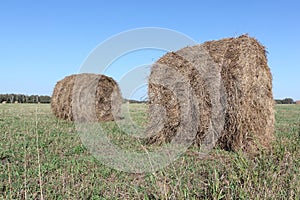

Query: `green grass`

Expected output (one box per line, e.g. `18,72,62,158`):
0,104,299,199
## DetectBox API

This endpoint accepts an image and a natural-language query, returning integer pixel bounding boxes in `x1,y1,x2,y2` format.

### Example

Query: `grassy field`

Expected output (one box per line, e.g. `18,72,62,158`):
0,104,299,199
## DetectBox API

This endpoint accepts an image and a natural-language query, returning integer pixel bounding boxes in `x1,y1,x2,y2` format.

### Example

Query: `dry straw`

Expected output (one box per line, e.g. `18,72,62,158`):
51,73,122,122
147,35,274,153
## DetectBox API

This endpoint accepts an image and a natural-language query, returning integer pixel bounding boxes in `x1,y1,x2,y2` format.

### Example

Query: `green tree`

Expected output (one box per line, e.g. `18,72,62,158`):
282,98,294,104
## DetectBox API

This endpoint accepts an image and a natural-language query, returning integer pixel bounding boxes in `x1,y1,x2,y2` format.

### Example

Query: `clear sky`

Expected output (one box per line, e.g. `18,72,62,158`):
1,0,299,100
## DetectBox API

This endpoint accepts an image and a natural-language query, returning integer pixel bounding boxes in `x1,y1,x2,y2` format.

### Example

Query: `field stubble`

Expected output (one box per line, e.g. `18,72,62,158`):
0,104,299,199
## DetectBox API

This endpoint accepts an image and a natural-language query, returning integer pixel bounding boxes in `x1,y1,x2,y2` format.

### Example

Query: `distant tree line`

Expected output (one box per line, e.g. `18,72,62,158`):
123,99,148,104
275,98,295,104
1,94,295,105
0,94,51,103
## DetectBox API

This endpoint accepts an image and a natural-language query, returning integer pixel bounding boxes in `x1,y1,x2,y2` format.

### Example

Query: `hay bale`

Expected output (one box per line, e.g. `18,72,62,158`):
51,73,122,122
296,100,300,105
147,35,274,153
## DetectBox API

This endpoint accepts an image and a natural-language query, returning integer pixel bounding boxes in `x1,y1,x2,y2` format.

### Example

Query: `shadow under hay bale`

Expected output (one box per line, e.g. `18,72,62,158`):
51,73,122,122
147,35,274,154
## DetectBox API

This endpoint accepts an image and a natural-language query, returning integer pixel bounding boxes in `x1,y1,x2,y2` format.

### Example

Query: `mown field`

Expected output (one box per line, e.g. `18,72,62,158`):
0,104,299,199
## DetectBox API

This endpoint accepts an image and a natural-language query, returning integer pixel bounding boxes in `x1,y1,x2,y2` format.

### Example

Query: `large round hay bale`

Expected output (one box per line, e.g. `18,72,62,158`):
147,35,274,153
51,73,122,122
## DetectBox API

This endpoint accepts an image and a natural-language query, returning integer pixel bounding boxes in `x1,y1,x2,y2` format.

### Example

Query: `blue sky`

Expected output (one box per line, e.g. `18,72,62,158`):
0,0,299,100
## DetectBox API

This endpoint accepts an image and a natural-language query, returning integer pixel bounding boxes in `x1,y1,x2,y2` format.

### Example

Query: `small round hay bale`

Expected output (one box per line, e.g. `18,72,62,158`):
147,35,274,153
51,73,122,122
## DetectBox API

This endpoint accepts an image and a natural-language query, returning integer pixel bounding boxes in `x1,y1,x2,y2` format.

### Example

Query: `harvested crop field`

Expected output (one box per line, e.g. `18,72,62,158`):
0,103,299,199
